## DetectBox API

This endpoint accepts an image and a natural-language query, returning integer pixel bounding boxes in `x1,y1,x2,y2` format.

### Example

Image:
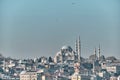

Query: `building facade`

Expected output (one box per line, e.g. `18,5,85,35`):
20,71,38,80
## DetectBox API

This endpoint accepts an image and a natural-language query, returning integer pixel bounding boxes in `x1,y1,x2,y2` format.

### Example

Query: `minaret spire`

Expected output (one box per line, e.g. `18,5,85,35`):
94,48,97,60
93,48,97,74
93,60,96,74
78,36,81,62
75,39,78,54
98,44,100,60
94,48,96,54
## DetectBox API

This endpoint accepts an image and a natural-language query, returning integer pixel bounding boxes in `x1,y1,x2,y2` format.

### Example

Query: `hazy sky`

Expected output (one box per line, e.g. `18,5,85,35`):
0,0,120,59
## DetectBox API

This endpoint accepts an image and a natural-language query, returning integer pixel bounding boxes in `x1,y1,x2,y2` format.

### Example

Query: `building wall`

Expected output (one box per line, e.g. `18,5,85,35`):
20,72,37,80
110,76,117,80
118,76,120,80
106,66,120,73
71,75,90,80
42,75,52,80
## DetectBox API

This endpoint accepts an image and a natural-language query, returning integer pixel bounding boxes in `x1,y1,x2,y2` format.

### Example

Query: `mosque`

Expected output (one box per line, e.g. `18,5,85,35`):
54,36,81,64
54,36,101,64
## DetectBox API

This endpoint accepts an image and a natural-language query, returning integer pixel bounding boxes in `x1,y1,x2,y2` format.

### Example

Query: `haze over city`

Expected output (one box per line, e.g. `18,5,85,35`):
0,0,120,59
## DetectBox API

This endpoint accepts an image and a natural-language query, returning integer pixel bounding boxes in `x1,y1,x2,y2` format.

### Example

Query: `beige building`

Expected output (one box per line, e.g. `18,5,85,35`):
71,74,90,80
110,76,117,80
20,70,53,80
106,65,120,73
20,71,38,80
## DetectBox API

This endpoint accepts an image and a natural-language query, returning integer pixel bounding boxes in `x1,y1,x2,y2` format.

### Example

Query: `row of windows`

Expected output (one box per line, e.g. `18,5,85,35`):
21,79,36,80
20,75,37,78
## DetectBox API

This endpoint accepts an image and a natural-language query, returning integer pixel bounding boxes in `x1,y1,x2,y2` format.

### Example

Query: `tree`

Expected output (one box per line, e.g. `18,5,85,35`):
38,58,41,62
48,56,53,62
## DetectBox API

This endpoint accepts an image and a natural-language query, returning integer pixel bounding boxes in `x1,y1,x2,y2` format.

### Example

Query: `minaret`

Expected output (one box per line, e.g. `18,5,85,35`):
75,39,78,54
98,45,100,60
93,60,96,74
94,48,97,60
78,36,81,62
61,49,63,63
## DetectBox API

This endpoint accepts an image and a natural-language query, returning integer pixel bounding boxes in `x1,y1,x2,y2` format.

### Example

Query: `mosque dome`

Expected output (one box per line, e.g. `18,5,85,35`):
61,45,73,53
61,46,72,50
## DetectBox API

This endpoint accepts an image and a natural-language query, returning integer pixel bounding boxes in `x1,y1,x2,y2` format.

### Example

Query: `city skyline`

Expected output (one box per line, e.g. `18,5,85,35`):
0,0,120,59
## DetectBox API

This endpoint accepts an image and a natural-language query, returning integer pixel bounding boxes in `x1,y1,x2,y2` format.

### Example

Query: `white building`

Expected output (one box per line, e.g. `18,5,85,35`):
41,57,48,64
42,74,53,80
98,71,110,79
118,75,120,80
